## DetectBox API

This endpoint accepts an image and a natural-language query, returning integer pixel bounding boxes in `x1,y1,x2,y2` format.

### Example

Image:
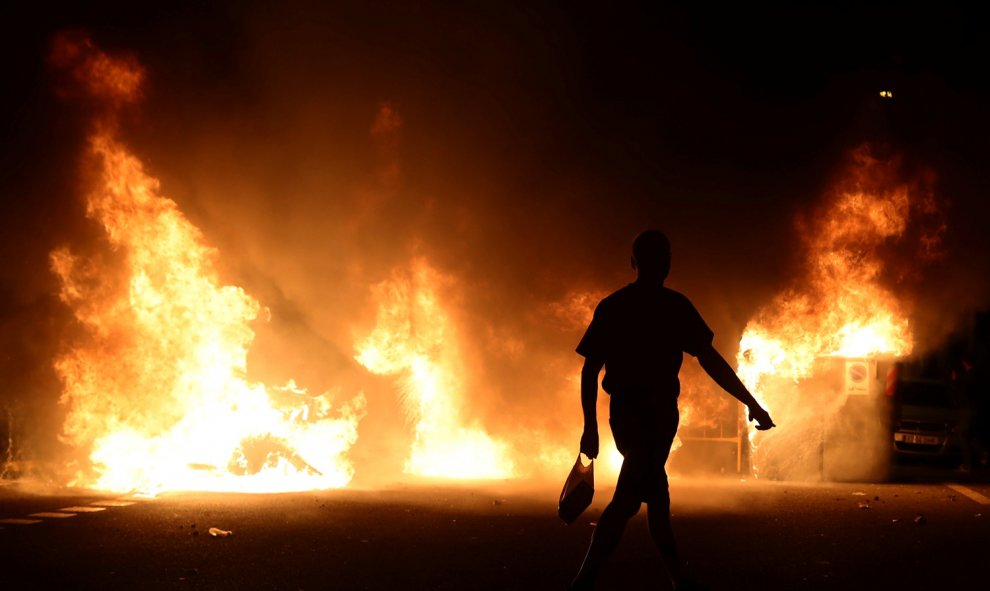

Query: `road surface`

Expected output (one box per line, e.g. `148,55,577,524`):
2,465,989,590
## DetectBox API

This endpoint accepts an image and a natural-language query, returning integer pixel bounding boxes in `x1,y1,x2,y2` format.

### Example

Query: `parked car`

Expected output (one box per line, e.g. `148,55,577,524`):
889,362,961,460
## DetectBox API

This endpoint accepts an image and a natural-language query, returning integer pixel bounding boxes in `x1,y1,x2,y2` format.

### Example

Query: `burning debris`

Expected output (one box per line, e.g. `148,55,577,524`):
48,34,365,494
737,145,946,481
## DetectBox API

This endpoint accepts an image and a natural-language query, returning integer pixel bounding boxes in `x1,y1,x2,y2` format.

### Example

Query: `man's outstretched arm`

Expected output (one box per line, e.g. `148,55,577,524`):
696,344,776,430
579,358,604,458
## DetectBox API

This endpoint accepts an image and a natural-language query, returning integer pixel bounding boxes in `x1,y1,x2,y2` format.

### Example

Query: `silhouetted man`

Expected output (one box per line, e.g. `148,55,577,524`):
570,230,775,591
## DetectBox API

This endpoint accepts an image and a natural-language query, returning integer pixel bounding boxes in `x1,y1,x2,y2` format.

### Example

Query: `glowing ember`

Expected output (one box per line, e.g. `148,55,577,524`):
736,145,944,479
355,259,514,479
50,34,364,494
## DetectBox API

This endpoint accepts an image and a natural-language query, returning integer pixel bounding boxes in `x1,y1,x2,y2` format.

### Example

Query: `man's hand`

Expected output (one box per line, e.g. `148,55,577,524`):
748,405,776,430
580,427,600,459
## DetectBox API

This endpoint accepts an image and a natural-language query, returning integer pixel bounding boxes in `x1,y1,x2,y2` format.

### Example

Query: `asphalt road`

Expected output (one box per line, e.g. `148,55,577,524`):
2,465,989,591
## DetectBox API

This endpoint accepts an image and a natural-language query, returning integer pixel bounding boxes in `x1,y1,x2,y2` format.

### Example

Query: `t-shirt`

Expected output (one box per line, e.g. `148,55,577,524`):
576,282,713,399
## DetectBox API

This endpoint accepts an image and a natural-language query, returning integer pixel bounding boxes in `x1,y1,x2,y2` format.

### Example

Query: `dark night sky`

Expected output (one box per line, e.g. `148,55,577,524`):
2,1,990,464
4,2,988,277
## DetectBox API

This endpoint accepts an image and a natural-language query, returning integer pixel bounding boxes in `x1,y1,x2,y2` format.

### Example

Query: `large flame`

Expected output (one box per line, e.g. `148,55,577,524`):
51,34,364,494
736,145,943,479
355,259,514,479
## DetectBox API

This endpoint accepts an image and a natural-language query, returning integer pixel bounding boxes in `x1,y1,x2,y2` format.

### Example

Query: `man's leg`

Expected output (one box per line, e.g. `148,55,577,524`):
569,456,644,590
647,408,681,587
647,484,681,586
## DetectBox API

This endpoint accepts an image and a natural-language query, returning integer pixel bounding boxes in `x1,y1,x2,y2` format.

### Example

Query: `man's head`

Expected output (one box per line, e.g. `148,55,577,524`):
631,230,671,281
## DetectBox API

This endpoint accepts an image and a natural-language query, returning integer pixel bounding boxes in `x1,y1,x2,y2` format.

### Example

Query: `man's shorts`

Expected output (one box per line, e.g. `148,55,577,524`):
608,393,679,503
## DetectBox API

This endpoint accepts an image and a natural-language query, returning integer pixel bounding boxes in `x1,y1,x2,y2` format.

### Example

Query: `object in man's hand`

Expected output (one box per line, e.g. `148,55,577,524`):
558,454,594,525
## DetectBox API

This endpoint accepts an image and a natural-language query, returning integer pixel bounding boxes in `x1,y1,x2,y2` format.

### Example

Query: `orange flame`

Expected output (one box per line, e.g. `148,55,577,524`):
737,145,943,479
355,259,514,479
51,35,364,494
